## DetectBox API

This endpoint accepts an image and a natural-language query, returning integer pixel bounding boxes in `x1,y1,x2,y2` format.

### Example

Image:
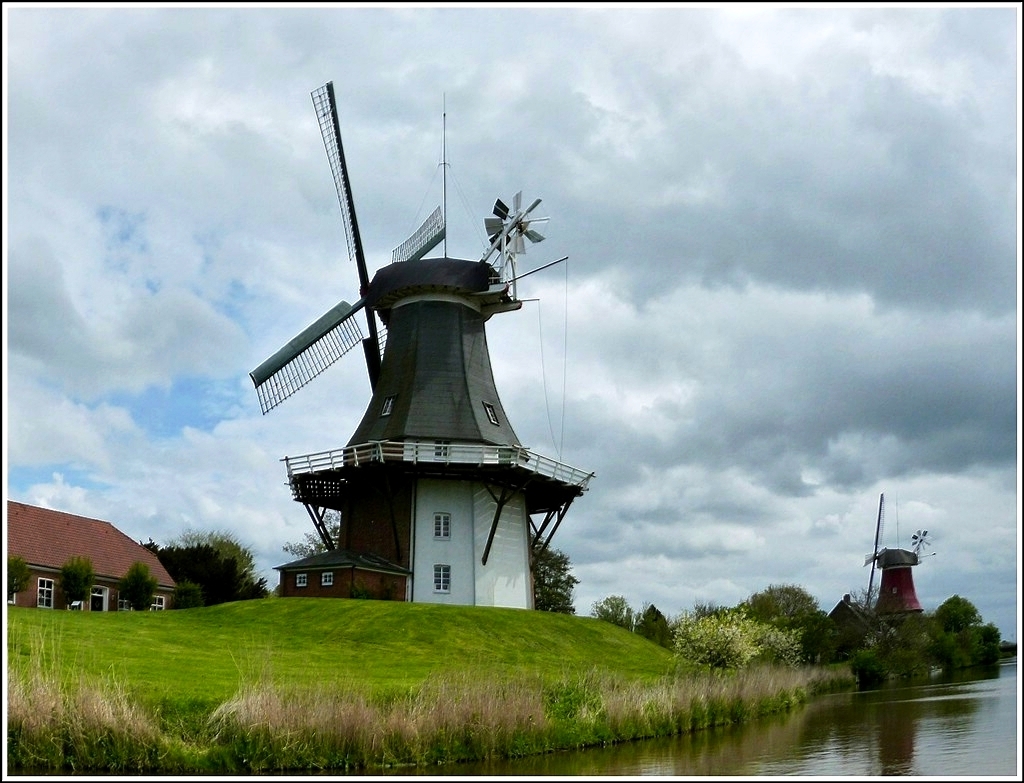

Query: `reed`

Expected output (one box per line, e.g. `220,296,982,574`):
203,664,849,772
6,633,180,772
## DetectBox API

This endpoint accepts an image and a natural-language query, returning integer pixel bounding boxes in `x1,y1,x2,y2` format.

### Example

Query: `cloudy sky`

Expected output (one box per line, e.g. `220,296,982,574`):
4,5,1019,641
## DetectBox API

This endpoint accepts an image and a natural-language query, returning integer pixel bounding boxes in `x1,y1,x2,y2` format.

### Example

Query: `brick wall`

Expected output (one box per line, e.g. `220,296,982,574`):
279,566,406,600
8,565,174,611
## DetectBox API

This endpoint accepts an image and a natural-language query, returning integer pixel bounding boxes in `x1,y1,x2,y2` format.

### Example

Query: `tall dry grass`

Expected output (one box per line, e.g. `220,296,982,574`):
207,671,551,770
205,664,846,772
6,628,174,772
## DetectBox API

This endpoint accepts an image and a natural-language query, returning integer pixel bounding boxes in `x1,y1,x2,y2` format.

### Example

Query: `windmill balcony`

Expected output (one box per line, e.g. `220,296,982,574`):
283,440,594,490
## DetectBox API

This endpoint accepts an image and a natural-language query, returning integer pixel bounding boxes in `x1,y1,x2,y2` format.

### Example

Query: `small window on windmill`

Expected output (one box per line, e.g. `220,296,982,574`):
380,395,396,417
434,512,451,540
483,401,499,426
433,564,451,593
296,573,308,588
434,441,450,460
321,571,334,587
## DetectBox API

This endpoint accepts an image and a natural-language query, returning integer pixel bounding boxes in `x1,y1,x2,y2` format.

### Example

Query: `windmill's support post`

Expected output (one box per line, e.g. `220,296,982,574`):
304,504,336,551
532,501,575,552
481,484,518,566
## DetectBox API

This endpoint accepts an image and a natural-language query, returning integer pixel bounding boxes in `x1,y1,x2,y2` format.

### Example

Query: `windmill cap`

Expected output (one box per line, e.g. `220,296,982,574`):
877,548,919,568
365,257,498,312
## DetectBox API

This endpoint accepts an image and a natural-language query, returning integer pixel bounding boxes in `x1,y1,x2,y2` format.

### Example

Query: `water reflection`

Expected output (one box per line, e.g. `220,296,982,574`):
400,659,1016,777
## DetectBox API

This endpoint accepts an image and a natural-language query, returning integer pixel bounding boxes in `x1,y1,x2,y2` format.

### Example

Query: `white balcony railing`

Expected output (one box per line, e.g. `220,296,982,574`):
284,440,593,490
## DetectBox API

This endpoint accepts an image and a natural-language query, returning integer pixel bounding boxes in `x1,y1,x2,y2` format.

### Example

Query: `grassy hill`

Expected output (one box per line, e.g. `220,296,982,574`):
8,599,849,773
7,598,675,704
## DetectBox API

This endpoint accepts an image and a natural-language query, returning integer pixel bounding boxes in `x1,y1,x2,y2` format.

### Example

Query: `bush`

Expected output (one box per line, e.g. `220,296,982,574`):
753,624,803,667
172,581,204,609
850,649,886,687
673,609,761,670
590,595,635,632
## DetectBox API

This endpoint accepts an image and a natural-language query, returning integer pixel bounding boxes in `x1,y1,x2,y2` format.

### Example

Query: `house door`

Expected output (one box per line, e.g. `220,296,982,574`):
90,586,107,612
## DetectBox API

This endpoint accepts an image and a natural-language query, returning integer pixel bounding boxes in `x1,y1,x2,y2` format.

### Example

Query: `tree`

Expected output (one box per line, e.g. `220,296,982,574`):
7,555,30,602
152,543,245,606
59,556,95,608
170,529,264,589
153,530,269,603
282,510,341,558
591,595,635,631
119,562,158,610
929,595,999,670
531,547,579,614
934,595,982,634
635,603,672,648
742,583,836,664
743,584,820,623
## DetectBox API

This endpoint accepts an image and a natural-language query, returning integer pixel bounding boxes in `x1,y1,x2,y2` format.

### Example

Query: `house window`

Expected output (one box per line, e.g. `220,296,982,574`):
434,512,451,539
91,586,107,612
381,395,396,416
433,564,451,593
150,595,165,611
118,597,132,611
296,573,308,588
483,401,499,426
321,571,334,587
434,441,450,460
37,578,54,609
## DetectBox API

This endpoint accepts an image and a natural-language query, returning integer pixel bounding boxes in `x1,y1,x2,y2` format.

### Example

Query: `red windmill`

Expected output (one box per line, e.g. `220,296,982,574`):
864,493,932,614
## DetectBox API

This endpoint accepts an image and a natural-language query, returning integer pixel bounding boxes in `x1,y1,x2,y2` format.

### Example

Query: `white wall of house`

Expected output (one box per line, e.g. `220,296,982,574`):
411,478,532,608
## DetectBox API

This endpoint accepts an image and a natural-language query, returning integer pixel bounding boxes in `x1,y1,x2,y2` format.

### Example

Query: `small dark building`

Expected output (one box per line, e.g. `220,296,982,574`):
828,593,872,657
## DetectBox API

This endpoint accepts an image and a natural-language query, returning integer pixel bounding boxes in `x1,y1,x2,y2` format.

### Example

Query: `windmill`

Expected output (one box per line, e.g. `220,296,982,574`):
254,82,593,608
863,493,930,614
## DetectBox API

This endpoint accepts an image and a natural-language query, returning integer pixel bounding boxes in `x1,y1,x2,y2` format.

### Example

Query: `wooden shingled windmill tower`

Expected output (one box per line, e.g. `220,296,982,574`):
864,492,932,614
253,82,593,608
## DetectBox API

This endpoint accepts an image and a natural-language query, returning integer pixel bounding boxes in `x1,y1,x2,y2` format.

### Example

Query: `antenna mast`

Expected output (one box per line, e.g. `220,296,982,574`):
442,94,447,256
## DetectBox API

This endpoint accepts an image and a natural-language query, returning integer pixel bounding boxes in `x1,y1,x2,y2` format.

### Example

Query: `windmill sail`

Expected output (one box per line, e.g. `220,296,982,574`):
311,82,381,388
392,206,445,264
250,299,364,414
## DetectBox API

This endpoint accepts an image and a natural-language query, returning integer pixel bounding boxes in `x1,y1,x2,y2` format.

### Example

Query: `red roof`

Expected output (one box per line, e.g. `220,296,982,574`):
6,501,175,588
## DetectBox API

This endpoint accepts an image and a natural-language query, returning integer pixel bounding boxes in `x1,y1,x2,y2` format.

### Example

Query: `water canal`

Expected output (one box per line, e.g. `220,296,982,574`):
403,658,1018,776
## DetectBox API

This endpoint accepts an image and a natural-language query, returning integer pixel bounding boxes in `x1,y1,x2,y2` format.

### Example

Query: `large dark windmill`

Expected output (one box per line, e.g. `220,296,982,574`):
254,82,593,607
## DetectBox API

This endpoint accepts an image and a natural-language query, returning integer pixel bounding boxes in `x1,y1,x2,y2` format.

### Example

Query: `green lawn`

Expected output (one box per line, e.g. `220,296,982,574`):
6,598,676,704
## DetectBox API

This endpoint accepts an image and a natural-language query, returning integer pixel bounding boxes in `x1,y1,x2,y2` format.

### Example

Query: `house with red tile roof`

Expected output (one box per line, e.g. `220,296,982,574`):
6,500,175,611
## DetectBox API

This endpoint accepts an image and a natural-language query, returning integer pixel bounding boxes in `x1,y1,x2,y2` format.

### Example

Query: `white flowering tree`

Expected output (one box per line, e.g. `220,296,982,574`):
672,607,802,669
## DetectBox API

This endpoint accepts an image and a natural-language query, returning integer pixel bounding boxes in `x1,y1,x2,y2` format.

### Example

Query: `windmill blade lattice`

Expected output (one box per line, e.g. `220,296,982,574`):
250,300,365,414
311,82,382,389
